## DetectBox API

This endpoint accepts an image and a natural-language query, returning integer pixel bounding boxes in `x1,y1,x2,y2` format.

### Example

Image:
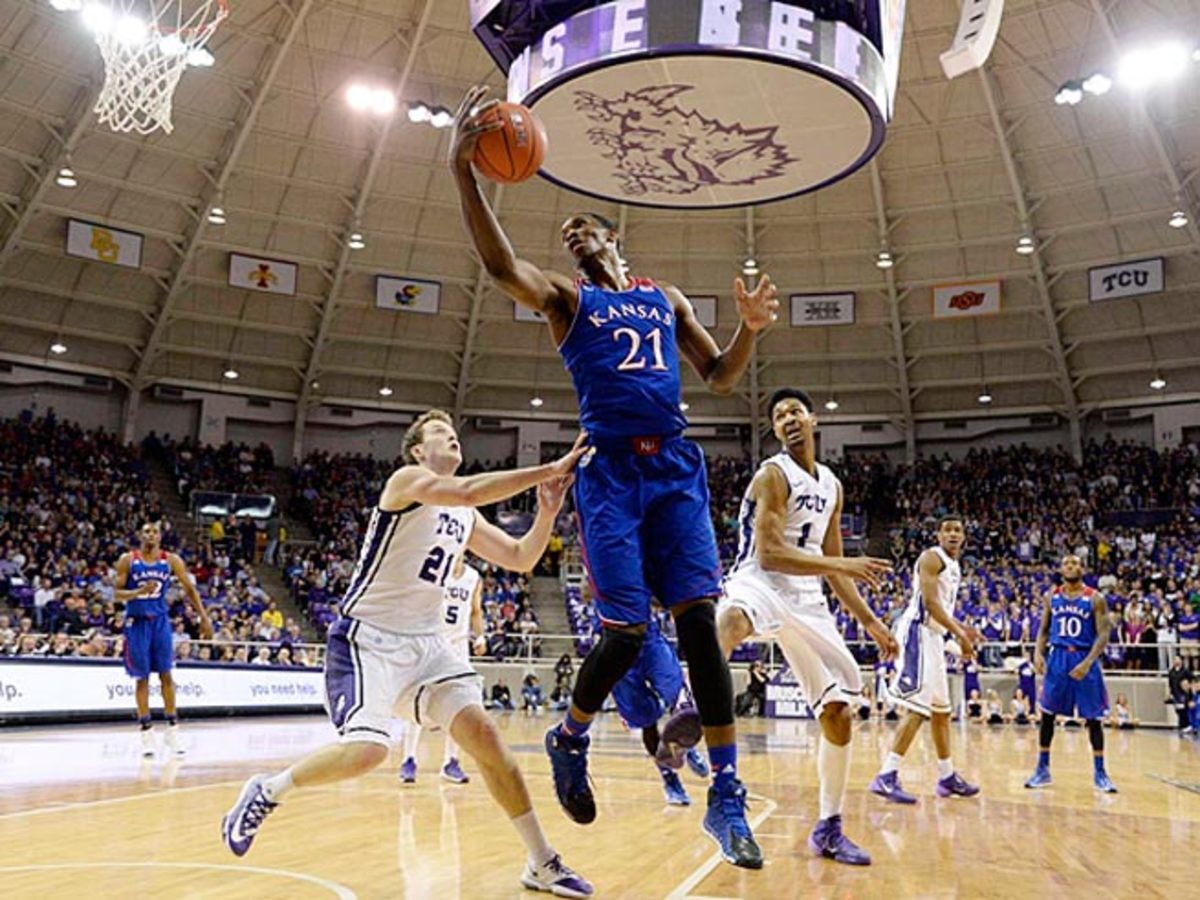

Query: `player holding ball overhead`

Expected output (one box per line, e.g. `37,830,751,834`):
451,84,780,870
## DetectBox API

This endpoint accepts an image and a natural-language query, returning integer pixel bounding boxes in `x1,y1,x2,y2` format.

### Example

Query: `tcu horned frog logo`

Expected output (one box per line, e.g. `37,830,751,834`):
574,84,796,197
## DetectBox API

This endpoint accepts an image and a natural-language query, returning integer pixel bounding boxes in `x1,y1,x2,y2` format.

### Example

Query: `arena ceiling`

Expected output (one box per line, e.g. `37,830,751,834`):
0,0,1198,443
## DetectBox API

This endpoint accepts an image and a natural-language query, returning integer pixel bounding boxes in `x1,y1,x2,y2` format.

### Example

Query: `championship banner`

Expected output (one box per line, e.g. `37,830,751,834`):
764,665,814,719
1088,258,1164,303
691,295,717,328
376,275,441,314
228,252,298,296
932,279,1001,318
65,218,143,269
0,658,324,722
791,292,855,327
515,304,547,323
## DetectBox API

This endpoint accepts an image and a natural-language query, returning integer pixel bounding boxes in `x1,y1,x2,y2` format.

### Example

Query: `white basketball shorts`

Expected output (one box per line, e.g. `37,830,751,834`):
324,618,482,746
722,574,862,713
890,618,951,716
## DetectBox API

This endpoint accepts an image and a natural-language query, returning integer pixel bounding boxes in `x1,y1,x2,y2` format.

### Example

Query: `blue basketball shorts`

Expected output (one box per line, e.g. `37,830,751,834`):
574,435,722,625
123,614,174,679
1039,646,1108,720
610,628,686,729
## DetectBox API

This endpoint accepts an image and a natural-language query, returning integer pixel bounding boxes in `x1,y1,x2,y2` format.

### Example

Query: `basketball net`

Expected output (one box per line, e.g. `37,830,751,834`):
87,0,229,135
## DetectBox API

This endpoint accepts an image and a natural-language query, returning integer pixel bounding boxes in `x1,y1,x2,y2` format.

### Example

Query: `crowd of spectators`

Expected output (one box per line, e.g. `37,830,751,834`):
142,431,276,498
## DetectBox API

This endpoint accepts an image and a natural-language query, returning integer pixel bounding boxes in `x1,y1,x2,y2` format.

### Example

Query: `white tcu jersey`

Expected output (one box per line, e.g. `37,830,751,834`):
340,502,475,635
442,564,480,644
729,452,841,598
897,546,961,631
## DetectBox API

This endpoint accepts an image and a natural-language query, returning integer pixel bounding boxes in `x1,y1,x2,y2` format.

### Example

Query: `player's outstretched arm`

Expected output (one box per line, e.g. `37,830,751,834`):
466,474,574,572
383,433,588,511
449,86,576,320
169,553,213,640
669,277,778,395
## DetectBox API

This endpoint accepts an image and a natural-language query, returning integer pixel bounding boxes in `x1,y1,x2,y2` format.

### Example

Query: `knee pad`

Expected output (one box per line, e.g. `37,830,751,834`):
673,602,734,728
572,626,645,714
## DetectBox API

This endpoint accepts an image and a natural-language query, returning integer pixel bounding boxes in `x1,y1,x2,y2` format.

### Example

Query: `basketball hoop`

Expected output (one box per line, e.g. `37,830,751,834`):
79,0,229,135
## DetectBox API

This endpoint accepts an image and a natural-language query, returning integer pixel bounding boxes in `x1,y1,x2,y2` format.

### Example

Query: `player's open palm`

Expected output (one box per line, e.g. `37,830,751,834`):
840,555,892,591
538,475,575,516
449,85,503,171
734,274,779,331
546,432,590,480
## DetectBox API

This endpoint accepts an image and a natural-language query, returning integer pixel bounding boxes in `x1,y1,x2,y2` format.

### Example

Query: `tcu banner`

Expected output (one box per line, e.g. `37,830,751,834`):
791,292,855,327
933,279,1001,318
1088,258,1164,303
764,665,814,718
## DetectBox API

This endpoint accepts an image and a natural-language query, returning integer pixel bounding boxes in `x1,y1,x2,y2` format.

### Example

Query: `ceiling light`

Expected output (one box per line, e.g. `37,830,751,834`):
406,102,431,124
1168,210,1188,229
347,231,365,249
223,367,239,380
370,88,396,116
185,47,215,67
378,385,393,397
310,380,320,390
81,2,113,35
977,389,993,405
347,83,372,111
679,401,690,412
429,107,454,128
1118,42,1188,89
1081,72,1112,96
742,257,759,276
824,399,839,411
207,206,226,225
1150,376,1167,390
55,166,77,188
49,341,67,355
49,0,82,10
1016,235,1035,255
529,396,544,408
1053,81,1083,106
875,250,893,269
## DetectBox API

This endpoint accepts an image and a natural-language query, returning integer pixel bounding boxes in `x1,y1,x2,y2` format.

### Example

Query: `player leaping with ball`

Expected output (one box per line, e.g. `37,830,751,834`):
451,85,779,869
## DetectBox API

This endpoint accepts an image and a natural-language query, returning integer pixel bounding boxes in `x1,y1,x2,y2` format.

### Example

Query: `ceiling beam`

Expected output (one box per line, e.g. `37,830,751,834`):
127,0,316,403
978,66,1082,459
869,161,915,462
453,184,504,426
291,0,437,460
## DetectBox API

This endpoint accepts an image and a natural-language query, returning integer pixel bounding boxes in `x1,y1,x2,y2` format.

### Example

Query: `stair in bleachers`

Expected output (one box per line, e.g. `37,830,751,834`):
144,453,193,536
257,563,319,642
530,576,569,636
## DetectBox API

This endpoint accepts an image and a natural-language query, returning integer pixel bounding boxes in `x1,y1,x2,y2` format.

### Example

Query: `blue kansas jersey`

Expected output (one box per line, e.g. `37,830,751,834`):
125,549,172,617
559,277,688,439
1048,588,1098,650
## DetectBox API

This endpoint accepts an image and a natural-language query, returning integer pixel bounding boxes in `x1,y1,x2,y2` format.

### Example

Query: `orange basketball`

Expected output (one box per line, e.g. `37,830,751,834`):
473,102,548,184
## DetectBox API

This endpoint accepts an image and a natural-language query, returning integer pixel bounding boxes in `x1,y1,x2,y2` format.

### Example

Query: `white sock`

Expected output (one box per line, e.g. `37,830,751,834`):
262,768,294,802
880,751,903,775
403,724,421,761
512,810,555,867
818,736,851,821
444,735,458,765
937,757,954,779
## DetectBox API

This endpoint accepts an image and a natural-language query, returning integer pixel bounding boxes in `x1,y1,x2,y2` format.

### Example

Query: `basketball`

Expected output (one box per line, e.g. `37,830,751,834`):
472,102,547,184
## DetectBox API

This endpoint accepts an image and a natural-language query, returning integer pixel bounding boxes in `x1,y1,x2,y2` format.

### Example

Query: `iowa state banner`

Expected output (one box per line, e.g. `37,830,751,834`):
375,275,441,314
228,253,298,296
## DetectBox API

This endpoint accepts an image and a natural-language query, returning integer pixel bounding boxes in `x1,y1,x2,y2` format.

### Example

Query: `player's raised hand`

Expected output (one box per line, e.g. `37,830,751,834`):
867,619,898,662
545,431,591,480
449,85,504,172
734,274,779,331
837,555,892,591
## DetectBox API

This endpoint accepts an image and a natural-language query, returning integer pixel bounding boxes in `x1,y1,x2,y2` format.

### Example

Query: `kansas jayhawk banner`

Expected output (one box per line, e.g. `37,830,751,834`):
932,279,1002,319
376,275,441,315
228,253,298,296
65,219,143,269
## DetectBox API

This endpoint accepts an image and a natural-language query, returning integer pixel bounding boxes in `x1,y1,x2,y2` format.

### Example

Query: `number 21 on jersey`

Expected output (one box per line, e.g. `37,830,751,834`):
614,327,667,372
419,547,455,587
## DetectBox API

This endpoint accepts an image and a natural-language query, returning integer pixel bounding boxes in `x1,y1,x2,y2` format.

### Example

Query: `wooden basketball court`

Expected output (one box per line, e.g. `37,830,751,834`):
1,713,1197,898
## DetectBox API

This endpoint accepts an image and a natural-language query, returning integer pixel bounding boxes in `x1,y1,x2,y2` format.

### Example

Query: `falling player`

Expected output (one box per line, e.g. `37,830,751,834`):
610,616,710,806
113,521,213,757
451,85,779,868
222,412,593,897
869,516,983,804
400,556,484,785
1024,554,1118,793
718,388,897,866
